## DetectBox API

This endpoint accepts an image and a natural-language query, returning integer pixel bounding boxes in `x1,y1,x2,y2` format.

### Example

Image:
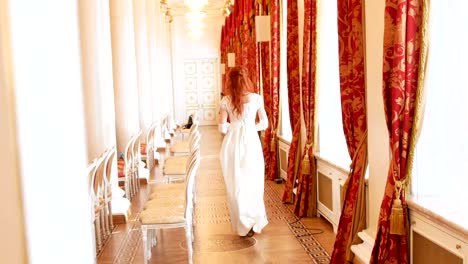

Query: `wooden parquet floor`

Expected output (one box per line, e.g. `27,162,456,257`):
98,126,335,264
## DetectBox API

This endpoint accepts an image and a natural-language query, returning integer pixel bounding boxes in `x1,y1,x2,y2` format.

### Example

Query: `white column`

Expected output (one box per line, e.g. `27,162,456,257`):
0,2,27,262
168,16,177,122
351,0,389,263
159,10,172,117
6,0,95,262
163,13,176,129
134,0,153,133
146,0,161,122
109,0,141,156
79,0,106,161
97,0,118,156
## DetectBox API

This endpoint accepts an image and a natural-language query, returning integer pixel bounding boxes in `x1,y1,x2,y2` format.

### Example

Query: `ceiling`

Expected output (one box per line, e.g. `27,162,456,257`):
165,0,226,17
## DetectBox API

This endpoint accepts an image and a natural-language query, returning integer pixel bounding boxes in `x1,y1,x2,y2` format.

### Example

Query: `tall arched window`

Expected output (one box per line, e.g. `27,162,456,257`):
279,0,292,141
316,0,350,170
411,0,468,229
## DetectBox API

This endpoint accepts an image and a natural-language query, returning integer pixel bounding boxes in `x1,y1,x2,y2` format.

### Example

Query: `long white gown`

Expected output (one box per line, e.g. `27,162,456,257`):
219,93,269,236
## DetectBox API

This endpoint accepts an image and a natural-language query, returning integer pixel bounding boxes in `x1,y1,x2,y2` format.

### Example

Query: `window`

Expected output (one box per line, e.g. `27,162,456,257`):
316,0,350,170
411,0,468,229
278,0,292,142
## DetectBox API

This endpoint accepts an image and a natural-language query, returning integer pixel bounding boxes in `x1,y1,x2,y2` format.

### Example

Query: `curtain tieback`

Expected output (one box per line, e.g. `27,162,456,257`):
390,177,407,235
301,143,313,175
270,129,277,151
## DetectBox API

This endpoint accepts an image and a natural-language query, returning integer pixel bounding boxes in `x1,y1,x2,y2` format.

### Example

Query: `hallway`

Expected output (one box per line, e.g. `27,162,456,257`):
98,126,335,264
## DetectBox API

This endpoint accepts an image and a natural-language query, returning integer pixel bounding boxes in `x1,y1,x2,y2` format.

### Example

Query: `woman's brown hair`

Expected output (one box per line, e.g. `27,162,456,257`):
225,66,254,116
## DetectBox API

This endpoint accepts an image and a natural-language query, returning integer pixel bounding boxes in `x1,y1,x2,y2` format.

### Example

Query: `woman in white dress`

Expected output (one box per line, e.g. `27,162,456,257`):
219,66,269,237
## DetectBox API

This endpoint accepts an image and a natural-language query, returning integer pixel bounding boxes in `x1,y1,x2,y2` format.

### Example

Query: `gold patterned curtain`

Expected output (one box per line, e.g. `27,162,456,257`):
370,1,428,263
281,0,301,204
330,0,368,263
293,0,317,217
261,0,281,181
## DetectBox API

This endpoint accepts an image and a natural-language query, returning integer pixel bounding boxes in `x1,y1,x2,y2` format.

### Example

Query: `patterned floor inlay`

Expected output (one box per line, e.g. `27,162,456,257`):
265,181,331,263
113,214,142,264
180,235,256,252
103,127,332,263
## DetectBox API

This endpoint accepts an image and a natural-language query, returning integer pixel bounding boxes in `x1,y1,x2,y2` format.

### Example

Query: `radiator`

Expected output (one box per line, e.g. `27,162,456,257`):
278,139,290,181
316,157,348,233
410,209,466,264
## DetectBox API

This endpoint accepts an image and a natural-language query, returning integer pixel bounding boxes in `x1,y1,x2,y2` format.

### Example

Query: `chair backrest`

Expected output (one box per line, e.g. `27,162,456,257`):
145,124,156,152
87,160,97,217
124,135,134,174
188,131,201,152
103,147,116,187
186,126,199,144
132,131,143,165
93,155,106,201
189,122,199,134
87,160,97,196
184,148,201,218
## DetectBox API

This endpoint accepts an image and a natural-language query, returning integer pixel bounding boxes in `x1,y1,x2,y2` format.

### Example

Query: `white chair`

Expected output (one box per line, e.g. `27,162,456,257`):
102,147,116,238
140,151,200,264
169,124,200,157
180,113,199,140
141,123,156,171
89,157,106,253
121,136,135,200
87,160,99,254
164,124,200,168
163,133,201,183
132,130,149,186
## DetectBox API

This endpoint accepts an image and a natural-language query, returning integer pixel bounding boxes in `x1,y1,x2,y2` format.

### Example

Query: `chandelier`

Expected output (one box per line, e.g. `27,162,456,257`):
184,0,208,11
184,0,209,40
222,0,234,17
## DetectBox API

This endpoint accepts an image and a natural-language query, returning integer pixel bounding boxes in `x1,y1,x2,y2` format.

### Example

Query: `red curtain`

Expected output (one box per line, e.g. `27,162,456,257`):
330,0,368,263
262,0,280,181
293,0,317,217
282,0,300,204
370,1,426,263
241,0,250,68
220,24,226,95
248,0,259,93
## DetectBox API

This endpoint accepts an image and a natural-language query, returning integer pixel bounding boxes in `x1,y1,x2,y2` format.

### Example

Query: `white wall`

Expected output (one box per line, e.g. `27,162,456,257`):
0,1,27,261
79,0,117,162
7,1,95,263
363,0,388,239
109,0,141,156
171,14,224,124
133,0,154,132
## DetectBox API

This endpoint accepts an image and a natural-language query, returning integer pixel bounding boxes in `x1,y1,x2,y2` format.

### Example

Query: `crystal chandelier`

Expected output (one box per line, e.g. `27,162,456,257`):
222,0,234,17
184,0,209,39
184,0,208,11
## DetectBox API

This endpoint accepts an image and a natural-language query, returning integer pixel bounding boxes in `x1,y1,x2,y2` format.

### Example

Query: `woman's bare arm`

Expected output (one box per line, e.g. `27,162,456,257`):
256,97,268,131
219,105,230,134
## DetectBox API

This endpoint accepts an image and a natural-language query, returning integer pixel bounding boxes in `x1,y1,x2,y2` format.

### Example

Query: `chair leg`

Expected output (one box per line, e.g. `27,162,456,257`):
129,171,134,199
142,226,149,264
185,225,193,264
100,208,107,241
101,207,108,239
95,214,102,253
133,169,138,195
125,177,131,200
135,166,140,191
151,229,157,247
108,202,114,231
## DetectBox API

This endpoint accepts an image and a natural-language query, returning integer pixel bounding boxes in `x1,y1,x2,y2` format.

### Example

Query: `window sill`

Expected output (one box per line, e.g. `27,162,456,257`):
314,155,350,176
407,196,468,240
278,134,291,145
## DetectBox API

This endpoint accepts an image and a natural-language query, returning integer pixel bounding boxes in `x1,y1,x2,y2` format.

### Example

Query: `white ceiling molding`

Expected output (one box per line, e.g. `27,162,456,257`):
167,0,225,17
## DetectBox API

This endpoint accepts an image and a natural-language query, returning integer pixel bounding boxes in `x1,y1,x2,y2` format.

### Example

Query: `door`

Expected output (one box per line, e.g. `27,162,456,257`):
183,58,218,126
